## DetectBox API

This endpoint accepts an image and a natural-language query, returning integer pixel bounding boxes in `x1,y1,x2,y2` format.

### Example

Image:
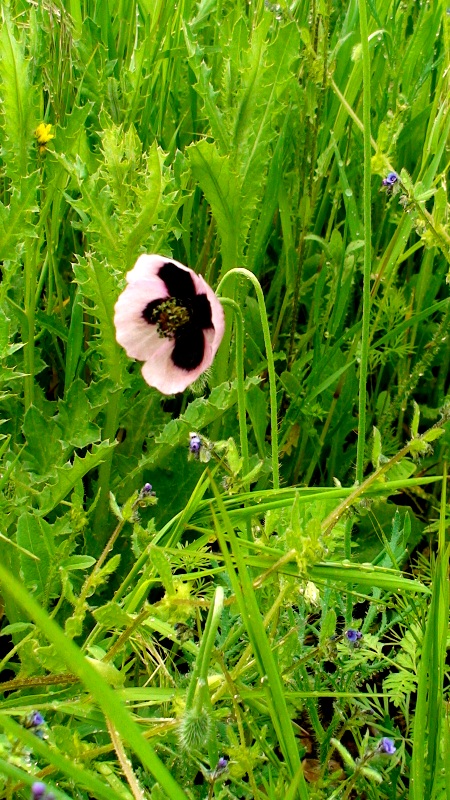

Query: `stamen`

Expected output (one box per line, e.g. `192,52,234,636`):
150,298,191,338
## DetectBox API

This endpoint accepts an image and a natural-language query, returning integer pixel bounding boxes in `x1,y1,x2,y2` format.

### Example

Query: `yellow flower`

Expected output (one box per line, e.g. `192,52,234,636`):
35,122,55,153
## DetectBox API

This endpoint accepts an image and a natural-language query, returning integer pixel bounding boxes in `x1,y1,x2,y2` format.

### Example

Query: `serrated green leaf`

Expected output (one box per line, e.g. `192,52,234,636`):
183,23,229,152
0,174,39,260
92,601,133,628
125,141,162,268
22,406,64,477
188,140,240,271
422,427,445,443
56,379,101,449
0,16,36,181
73,254,122,379
149,546,174,594
38,441,117,515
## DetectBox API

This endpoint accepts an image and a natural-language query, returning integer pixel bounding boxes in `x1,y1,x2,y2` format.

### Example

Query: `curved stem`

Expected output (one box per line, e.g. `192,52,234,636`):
217,269,279,490
356,0,372,484
219,298,249,488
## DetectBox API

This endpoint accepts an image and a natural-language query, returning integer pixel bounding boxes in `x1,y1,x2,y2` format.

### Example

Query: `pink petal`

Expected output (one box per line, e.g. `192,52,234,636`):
140,323,222,394
141,335,214,394
115,254,225,395
125,254,171,293
114,279,169,362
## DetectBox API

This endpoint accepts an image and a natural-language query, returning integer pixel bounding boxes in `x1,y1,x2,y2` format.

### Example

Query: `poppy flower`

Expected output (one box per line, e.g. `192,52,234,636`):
114,254,225,395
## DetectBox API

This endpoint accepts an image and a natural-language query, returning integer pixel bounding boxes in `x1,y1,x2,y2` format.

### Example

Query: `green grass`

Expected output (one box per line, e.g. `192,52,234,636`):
0,1,449,798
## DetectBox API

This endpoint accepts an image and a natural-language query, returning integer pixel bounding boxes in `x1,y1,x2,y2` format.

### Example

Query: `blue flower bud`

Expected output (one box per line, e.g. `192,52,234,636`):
29,711,45,727
377,737,396,755
345,629,362,643
31,783,47,800
189,433,202,455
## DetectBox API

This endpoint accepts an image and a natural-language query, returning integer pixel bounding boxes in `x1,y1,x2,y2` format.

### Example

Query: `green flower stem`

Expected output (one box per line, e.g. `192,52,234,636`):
185,586,224,712
217,269,279,490
92,381,122,550
356,0,372,485
219,298,249,488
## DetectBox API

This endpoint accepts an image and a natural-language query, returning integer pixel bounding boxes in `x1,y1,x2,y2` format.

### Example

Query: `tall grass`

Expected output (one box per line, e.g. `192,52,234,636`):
0,1,448,798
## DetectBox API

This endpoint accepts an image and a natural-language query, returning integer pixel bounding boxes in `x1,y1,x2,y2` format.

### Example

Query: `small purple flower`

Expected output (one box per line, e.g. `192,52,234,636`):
377,737,396,755
189,433,202,455
31,783,47,800
28,711,45,727
345,629,362,643
207,756,228,781
139,482,155,499
381,172,400,196
24,710,45,736
382,172,399,187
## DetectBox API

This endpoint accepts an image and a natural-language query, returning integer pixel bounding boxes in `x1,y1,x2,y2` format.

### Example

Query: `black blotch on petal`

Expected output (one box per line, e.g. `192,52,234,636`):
171,325,205,371
192,293,213,329
159,262,196,300
142,298,165,325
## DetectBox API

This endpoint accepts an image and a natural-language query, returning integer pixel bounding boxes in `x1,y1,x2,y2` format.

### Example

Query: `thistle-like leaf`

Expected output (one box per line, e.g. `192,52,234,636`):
0,15,37,182
38,440,117,516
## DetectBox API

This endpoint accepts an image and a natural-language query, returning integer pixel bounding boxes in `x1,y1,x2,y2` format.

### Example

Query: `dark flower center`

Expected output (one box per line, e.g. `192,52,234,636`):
141,261,215,372
148,297,191,339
